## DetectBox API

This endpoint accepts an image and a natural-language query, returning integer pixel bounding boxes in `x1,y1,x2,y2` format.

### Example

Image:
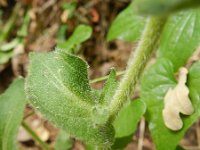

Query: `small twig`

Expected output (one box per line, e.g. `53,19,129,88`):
185,47,200,69
183,146,200,150
89,71,125,84
23,111,35,120
138,117,145,150
38,0,57,14
21,121,51,150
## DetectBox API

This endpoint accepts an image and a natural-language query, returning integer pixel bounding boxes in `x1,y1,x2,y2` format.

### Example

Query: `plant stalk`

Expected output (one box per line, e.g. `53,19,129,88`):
108,16,167,122
21,121,51,150
90,71,125,84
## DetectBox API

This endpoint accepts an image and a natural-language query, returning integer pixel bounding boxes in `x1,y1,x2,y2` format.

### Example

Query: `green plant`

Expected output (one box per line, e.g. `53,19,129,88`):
1,0,200,150
0,4,30,64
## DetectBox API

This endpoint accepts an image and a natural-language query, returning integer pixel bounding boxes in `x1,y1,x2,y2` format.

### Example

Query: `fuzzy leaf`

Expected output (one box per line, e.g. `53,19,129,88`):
107,3,145,42
25,51,114,147
55,130,73,150
134,0,200,15
92,69,118,124
86,100,146,150
57,24,92,53
0,78,26,150
141,59,200,150
158,9,200,71
99,69,118,105
57,25,68,41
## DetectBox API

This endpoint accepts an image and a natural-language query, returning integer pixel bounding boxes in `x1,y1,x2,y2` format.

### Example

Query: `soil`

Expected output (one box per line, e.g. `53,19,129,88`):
0,0,199,149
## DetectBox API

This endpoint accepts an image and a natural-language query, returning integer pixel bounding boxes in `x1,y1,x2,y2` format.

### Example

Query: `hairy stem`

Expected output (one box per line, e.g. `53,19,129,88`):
21,121,51,150
90,71,125,84
108,16,167,122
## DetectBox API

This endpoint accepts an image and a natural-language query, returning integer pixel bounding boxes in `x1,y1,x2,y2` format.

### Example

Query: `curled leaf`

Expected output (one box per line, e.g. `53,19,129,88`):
162,67,194,131
25,51,115,147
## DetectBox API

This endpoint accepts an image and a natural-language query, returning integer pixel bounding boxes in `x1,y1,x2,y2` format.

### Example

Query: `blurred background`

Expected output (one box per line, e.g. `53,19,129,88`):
0,0,198,149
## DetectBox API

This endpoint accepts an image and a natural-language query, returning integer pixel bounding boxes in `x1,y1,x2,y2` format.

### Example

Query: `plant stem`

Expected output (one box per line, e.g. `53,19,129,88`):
89,71,125,84
138,117,145,150
21,121,51,150
108,16,167,122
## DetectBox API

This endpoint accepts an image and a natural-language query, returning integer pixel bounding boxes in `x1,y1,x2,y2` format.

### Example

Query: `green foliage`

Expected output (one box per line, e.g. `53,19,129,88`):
112,99,146,149
0,4,19,43
62,2,77,18
0,51,13,64
113,99,146,138
158,8,200,71
92,69,118,124
107,3,145,42
0,78,26,150
25,50,115,147
0,10,30,64
176,145,186,150
17,10,30,38
1,0,200,149
57,25,92,53
57,25,68,41
0,5,19,65
86,99,146,150
99,69,118,105
55,130,73,150
134,0,200,15
141,59,200,150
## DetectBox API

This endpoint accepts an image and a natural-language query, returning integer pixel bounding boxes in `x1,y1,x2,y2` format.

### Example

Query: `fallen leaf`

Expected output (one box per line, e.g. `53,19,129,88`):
162,67,194,131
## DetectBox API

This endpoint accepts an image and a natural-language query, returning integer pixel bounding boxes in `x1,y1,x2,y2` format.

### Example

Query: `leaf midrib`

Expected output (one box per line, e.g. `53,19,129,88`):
40,60,93,111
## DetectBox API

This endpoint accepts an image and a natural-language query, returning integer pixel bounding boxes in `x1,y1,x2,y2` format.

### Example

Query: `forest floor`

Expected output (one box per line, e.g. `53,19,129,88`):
0,0,199,149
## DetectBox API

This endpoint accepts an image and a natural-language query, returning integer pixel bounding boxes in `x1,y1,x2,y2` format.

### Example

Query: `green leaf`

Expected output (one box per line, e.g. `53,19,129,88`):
113,99,146,138
107,3,145,42
0,78,26,150
186,60,200,129
134,0,200,15
0,51,13,64
57,24,92,53
62,2,76,19
158,9,200,71
112,99,146,149
141,59,200,150
141,59,176,150
25,51,114,147
85,144,95,150
55,130,73,150
0,4,19,43
176,145,186,150
0,39,20,52
57,25,68,41
111,134,133,150
92,69,118,124
99,69,118,105
17,10,30,38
